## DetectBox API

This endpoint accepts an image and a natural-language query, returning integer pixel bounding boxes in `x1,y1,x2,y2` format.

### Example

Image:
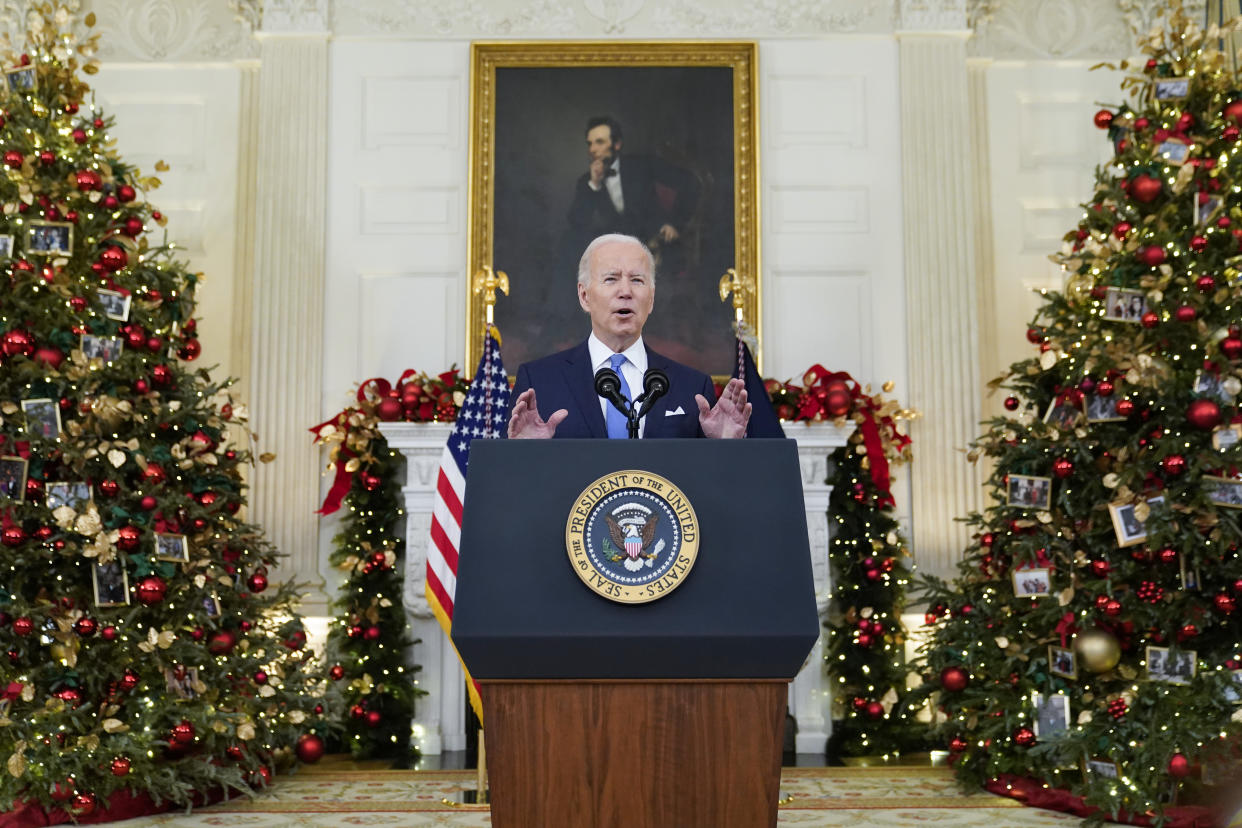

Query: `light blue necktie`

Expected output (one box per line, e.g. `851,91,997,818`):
606,353,633,439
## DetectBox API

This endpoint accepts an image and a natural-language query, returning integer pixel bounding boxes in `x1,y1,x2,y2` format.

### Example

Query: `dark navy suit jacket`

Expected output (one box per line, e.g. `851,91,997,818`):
507,340,715,439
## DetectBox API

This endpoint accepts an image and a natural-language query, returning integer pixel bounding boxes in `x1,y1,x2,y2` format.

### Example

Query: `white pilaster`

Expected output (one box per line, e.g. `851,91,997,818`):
247,13,330,611
381,422,850,756
897,2,983,581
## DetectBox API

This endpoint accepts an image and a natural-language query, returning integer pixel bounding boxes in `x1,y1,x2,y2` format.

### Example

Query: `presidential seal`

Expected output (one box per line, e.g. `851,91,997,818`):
565,470,699,604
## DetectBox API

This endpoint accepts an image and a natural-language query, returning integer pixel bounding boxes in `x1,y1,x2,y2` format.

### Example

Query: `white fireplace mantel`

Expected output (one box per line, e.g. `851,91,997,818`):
380,421,851,755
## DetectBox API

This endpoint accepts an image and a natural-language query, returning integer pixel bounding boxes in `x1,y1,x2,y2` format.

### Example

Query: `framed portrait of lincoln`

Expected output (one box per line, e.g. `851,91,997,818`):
467,41,760,379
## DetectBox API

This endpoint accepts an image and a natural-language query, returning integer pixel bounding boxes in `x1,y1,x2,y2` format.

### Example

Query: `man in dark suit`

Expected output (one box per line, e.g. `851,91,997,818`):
565,117,699,267
508,234,750,440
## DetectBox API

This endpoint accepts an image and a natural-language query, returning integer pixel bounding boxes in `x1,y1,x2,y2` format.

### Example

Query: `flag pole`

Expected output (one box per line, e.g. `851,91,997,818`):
719,267,756,377
473,264,509,328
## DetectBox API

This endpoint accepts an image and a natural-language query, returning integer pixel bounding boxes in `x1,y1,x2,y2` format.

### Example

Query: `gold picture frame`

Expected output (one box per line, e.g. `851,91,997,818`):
467,41,760,379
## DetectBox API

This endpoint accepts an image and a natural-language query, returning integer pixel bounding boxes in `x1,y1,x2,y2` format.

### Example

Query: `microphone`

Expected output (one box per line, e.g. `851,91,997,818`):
635,368,669,419
594,367,630,418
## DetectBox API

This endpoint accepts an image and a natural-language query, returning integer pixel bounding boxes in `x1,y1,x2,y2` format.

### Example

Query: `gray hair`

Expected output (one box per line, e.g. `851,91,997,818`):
576,233,655,287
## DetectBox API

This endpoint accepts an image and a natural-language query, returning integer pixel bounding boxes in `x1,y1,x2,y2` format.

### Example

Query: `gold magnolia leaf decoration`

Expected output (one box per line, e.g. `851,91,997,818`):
7,743,26,777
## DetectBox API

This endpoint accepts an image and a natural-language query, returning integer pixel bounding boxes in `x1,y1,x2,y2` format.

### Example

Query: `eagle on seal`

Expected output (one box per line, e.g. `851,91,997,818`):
606,513,660,572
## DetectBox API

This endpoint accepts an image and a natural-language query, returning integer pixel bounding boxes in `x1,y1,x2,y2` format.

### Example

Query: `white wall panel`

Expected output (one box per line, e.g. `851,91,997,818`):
324,40,469,420
91,65,242,382
984,62,1122,380
760,38,905,390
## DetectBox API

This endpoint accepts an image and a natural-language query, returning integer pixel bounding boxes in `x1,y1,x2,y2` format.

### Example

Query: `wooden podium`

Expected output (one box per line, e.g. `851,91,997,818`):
453,440,818,828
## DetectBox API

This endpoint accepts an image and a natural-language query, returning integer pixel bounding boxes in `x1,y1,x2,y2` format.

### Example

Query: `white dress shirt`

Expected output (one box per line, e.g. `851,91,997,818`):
588,332,647,437
587,157,625,214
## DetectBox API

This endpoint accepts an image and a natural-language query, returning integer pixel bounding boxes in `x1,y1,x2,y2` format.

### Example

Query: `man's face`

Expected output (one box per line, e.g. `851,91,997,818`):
586,124,620,164
578,240,654,352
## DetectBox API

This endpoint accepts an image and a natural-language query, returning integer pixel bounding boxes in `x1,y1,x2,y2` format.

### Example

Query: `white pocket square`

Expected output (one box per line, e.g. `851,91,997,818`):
665,406,685,416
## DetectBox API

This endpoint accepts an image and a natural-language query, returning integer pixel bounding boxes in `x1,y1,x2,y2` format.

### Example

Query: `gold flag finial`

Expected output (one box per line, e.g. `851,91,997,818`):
718,267,754,325
472,265,509,326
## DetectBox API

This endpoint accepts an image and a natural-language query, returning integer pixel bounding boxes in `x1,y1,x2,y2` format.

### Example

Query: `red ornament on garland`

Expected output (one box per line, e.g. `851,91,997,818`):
376,396,403,421
360,472,382,491
117,184,136,202
1093,109,1114,129
1167,753,1191,779
135,576,167,605
940,666,969,692
71,793,97,817
824,384,851,418
1130,174,1163,203
296,733,326,763
110,757,131,776
1187,399,1222,430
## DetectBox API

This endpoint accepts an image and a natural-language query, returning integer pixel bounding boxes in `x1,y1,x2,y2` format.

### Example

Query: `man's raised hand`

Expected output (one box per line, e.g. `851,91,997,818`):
507,388,568,439
696,378,751,440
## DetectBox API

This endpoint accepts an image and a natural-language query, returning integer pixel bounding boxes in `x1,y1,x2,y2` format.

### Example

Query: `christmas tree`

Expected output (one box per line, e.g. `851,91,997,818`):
0,6,329,819
912,5,1242,824
819,377,925,760
312,371,467,760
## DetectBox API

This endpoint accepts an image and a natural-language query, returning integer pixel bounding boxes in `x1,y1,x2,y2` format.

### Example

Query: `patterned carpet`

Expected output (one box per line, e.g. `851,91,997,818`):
101,764,1085,827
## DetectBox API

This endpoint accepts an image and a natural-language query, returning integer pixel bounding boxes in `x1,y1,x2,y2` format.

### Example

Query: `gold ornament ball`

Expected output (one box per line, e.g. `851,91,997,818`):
1074,628,1121,673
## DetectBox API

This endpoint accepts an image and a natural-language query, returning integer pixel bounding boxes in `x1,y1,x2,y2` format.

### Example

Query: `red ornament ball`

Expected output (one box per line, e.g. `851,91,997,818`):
376,396,403,421
1140,311,1160,328
12,617,33,636
1003,396,1019,411
1090,559,1110,577
1113,222,1131,238
296,733,326,763
1189,235,1208,252
1179,623,1199,640
360,472,382,492
1196,274,1217,292
1130,174,1163,204
1225,100,1242,125
365,709,383,728
1158,547,1178,565
247,571,268,593
1214,593,1237,614
1103,599,1122,617
177,338,201,361
1115,398,1135,417
117,184,136,203
170,720,195,746
824,387,851,417
1014,727,1036,747
1162,455,1187,476
940,666,969,692
2,526,26,547
329,665,345,681
101,625,117,641
98,479,120,497
72,617,97,637
208,630,237,655
152,364,172,387
122,216,144,237
1187,399,1222,430
1093,109,1114,129
1096,380,1114,397
364,625,382,641
864,701,884,720
110,757,131,776
1167,753,1191,778
74,169,101,191
118,669,139,692
99,246,127,272
253,670,268,685
1221,336,1242,360
1174,305,1197,323
1026,327,1044,344
2,329,35,357
32,346,63,368
1051,458,1073,479
139,495,157,511
115,525,141,551
949,737,969,753
71,793,97,817
1138,245,1166,266
2,150,22,168
134,576,167,605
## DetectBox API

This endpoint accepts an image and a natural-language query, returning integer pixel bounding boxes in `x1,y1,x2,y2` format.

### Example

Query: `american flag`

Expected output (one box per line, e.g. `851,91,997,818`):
426,325,509,721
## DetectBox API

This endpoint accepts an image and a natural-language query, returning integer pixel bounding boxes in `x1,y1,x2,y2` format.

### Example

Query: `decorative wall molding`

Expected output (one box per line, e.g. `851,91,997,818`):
90,0,256,61
898,0,968,31
969,0,1133,59
255,0,329,33
333,0,883,37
